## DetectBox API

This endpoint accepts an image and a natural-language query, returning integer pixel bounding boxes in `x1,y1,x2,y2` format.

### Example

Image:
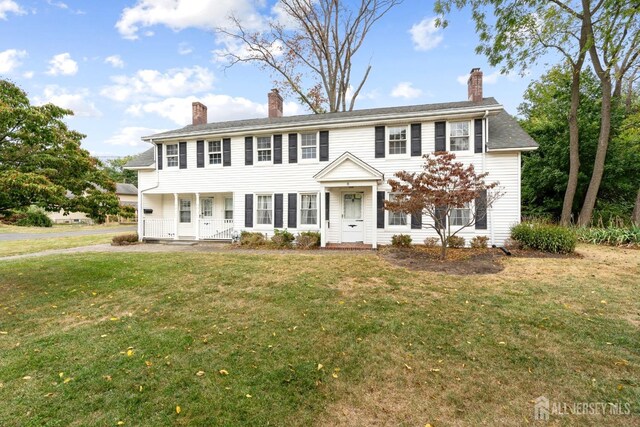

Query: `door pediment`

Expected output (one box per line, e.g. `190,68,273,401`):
314,152,383,183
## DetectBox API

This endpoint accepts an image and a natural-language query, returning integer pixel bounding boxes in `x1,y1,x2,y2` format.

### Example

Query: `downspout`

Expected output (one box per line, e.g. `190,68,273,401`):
138,139,161,240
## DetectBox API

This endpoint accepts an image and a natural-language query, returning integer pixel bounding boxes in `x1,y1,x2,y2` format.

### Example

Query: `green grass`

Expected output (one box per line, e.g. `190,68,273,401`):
0,234,118,257
0,223,131,234
0,246,638,426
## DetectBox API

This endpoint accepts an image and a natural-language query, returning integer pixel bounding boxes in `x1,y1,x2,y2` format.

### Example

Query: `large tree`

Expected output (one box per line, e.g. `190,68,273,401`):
218,0,402,113
102,156,138,187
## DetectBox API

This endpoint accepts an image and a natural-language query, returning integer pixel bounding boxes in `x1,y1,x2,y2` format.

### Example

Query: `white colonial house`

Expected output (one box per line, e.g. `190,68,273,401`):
125,68,537,248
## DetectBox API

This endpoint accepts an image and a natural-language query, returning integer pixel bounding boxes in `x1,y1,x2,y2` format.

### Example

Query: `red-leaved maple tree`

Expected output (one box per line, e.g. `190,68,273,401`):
385,152,503,259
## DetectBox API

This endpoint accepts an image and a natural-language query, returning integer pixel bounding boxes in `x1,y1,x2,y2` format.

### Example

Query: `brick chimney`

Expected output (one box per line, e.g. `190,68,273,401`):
268,88,283,118
192,101,207,125
467,68,483,102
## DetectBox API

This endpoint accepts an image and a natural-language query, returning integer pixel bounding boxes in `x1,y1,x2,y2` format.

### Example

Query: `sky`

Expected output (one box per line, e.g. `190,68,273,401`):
0,0,550,157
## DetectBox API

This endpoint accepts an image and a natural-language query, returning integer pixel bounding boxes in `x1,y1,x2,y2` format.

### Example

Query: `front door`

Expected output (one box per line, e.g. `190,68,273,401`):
342,192,364,243
200,197,214,239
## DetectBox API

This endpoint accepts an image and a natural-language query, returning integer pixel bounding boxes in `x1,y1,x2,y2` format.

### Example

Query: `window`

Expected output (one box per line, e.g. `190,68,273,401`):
300,133,317,160
224,197,233,220
256,195,272,225
388,126,407,155
300,194,317,225
208,140,222,165
257,136,272,162
201,198,213,217
388,194,407,226
179,199,191,223
166,144,178,167
449,122,470,151
451,205,471,226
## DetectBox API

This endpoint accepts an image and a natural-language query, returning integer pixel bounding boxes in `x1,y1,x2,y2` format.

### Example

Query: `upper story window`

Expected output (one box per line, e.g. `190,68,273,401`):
257,136,272,162
300,193,318,225
208,140,222,165
388,194,408,226
300,133,317,160
166,144,178,167
388,126,407,155
449,122,470,151
256,194,273,225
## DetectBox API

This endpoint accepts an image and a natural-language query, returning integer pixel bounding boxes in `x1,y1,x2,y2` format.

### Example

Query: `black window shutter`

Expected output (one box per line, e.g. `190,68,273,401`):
179,141,187,169
475,189,488,229
223,138,231,166
375,126,385,158
273,134,283,164
434,206,446,229
156,143,163,170
245,136,253,165
196,140,204,168
288,193,297,228
474,119,483,153
435,121,446,152
411,212,422,229
411,123,422,157
274,194,283,228
288,134,298,163
244,194,253,228
319,131,329,161
376,191,385,229
325,192,330,224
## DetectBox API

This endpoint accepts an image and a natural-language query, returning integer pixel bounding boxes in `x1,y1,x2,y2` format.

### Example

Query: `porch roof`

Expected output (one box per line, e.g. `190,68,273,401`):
313,151,383,184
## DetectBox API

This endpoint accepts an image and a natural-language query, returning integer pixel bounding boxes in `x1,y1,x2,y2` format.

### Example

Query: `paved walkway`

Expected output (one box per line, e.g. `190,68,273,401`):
0,226,136,241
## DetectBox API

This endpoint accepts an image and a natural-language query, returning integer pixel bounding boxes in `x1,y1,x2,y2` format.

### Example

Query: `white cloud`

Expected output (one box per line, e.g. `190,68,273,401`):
101,66,215,102
46,52,78,76
456,70,501,85
0,0,25,19
115,0,262,40
178,42,193,55
409,17,443,51
46,0,67,9
22,70,34,79
34,85,101,117
104,126,163,147
105,55,125,68
391,82,422,99
0,48,27,73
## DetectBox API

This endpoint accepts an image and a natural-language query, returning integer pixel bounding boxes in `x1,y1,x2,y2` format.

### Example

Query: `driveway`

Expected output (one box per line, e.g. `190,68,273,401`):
0,225,136,241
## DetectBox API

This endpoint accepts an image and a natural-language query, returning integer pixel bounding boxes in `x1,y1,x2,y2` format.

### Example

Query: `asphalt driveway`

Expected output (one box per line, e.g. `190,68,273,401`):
0,225,136,241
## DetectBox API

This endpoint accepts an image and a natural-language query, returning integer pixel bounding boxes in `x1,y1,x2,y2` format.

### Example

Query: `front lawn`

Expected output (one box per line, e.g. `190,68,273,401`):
0,233,118,257
0,246,638,426
0,223,130,234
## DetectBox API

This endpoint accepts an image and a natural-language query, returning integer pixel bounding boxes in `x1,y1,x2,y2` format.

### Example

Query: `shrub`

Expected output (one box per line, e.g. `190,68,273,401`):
111,233,138,246
295,231,321,249
240,231,267,246
423,237,440,247
575,226,640,247
391,234,412,247
447,235,465,248
511,222,576,254
271,229,295,248
470,235,489,249
16,206,53,227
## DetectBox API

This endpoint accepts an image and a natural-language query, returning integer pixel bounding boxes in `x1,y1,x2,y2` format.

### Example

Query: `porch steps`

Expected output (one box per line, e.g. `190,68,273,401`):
323,243,374,251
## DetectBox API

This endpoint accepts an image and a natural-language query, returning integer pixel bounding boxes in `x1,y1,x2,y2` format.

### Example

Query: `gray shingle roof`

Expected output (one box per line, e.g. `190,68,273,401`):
123,147,155,168
487,111,538,150
115,183,138,195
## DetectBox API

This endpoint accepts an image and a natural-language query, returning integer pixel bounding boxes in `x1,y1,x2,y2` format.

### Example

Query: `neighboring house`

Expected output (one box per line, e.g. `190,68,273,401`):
125,68,537,248
47,183,139,224
115,183,139,213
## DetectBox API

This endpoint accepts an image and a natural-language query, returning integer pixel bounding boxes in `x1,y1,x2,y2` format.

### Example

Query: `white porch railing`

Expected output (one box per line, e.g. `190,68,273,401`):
199,219,234,240
143,219,176,239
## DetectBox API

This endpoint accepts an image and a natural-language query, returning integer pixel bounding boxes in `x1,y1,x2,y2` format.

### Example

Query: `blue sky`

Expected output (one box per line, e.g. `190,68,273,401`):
0,0,549,157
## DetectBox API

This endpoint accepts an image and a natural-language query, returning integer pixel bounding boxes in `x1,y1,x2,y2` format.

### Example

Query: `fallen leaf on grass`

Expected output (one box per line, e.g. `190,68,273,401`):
317,364,323,371
117,422,125,426
404,364,412,370
176,406,181,414
127,349,134,357
145,361,152,367
22,376,32,380
245,394,252,398
63,377,72,384
219,369,229,375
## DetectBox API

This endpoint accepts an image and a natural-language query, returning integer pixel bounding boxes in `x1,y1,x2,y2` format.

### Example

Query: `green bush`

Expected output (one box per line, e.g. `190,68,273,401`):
447,235,465,248
470,235,489,249
575,226,640,247
271,229,295,248
423,237,440,247
391,234,412,247
295,231,320,249
511,222,576,253
16,206,53,227
112,233,138,246
240,231,267,246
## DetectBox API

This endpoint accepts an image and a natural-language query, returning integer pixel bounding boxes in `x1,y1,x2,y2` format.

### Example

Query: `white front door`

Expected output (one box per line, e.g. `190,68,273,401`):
200,197,214,239
342,192,364,242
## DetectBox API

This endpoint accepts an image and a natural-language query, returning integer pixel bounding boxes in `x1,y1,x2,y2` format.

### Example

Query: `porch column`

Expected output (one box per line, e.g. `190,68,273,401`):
320,185,326,248
137,191,144,241
173,193,179,240
371,183,378,249
195,193,200,241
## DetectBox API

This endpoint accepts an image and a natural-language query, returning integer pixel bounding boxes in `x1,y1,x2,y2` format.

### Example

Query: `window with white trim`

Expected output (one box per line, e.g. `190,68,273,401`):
257,136,272,162
179,199,191,223
388,126,407,155
300,133,317,160
224,197,233,220
256,195,273,225
451,204,471,226
449,122,470,151
208,140,222,165
166,144,178,167
388,194,407,226
300,194,318,225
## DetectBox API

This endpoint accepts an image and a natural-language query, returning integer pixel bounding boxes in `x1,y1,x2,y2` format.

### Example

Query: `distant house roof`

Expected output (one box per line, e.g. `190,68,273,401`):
123,147,155,169
115,183,138,195
487,111,538,150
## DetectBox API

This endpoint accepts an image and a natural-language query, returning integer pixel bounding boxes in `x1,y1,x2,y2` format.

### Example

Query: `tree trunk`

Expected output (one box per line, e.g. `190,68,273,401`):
577,77,612,226
632,187,640,226
440,240,446,260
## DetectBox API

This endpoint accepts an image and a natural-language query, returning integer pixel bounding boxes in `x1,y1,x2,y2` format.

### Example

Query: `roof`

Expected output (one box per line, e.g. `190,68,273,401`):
487,111,538,150
115,183,138,195
123,147,155,169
